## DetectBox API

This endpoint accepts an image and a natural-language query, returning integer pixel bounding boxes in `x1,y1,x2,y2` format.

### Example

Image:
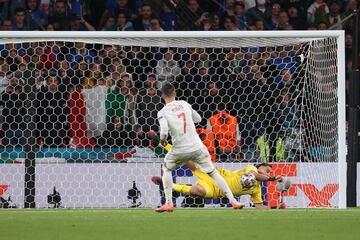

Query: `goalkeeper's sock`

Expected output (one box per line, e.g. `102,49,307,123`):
208,169,236,203
173,184,191,195
162,165,173,205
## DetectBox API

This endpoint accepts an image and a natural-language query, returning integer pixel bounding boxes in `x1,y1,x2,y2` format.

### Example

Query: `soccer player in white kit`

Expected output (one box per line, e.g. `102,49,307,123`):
155,82,245,212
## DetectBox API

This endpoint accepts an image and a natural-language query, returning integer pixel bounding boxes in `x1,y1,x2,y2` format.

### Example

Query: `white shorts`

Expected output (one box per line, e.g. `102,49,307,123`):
163,146,214,173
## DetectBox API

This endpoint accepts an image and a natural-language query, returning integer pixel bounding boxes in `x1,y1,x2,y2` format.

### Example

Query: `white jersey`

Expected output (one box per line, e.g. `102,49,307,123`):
158,100,204,154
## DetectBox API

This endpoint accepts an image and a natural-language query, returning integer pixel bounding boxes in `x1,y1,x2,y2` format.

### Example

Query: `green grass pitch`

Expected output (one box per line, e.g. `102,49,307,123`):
1,208,360,240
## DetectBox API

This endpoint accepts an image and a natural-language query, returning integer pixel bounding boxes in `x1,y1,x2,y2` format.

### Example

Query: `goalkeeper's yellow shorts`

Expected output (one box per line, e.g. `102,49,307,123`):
193,169,222,199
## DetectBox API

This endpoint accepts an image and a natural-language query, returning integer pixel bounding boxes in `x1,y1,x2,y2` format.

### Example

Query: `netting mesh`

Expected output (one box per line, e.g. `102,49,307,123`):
0,35,341,208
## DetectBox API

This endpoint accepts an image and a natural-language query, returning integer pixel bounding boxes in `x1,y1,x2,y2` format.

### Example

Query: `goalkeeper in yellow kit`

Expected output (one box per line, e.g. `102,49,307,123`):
152,160,283,208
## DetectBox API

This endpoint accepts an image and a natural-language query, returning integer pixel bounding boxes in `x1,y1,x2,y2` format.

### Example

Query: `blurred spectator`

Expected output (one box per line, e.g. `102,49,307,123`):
0,76,26,147
243,0,256,11
271,3,281,29
26,0,47,30
97,116,136,147
246,0,272,30
37,75,69,147
12,7,28,30
133,4,154,31
105,78,127,127
344,0,357,15
277,11,291,30
66,42,96,65
317,21,328,30
270,88,301,161
101,17,115,31
307,0,329,25
121,74,137,125
149,18,163,31
86,0,106,28
275,68,293,89
1,20,12,30
197,14,212,31
67,0,85,18
114,12,133,31
234,2,248,30
155,50,180,85
207,103,241,160
82,63,105,89
159,2,177,31
3,45,27,72
222,16,239,30
23,42,57,70
195,49,210,69
0,61,11,92
275,89,300,131
136,76,163,133
177,60,196,97
47,24,55,30
345,34,352,61
176,0,204,30
288,6,307,30
69,16,96,31
48,0,69,30
209,13,221,30
101,0,136,25
0,0,26,22
199,81,222,126
220,0,236,20
325,1,342,29
254,19,264,30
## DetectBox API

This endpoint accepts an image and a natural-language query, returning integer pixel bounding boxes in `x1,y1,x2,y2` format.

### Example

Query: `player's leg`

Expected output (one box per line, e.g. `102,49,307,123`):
161,163,174,204
193,147,245,209
155,152,178,212
173,182,207,197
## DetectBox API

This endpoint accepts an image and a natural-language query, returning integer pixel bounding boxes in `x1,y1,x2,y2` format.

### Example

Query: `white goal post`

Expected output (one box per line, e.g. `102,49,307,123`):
0,31,346,209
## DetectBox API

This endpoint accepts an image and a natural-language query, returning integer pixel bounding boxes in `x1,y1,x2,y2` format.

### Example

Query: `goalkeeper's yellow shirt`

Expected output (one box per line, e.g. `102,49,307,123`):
193,165,263,204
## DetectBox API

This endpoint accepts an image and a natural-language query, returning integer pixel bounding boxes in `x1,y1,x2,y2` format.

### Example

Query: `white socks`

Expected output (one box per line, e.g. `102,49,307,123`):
209,169,236,203
162,165,173,205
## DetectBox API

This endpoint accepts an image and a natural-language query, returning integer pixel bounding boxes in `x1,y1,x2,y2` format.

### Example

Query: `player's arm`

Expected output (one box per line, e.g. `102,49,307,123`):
188,103,201,123
250,188,269,209
250,171,283,182
158,111,169,147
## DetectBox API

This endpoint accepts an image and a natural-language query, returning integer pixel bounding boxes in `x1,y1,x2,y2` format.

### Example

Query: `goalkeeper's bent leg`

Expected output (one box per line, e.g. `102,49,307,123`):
162,164,173,205
208,169,236,203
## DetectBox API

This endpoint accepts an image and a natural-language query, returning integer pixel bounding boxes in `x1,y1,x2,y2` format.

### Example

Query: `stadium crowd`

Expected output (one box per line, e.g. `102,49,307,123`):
0,0,358,162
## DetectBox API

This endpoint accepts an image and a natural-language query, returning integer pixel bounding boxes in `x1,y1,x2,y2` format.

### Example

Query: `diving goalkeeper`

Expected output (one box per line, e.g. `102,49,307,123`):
152,161,284,209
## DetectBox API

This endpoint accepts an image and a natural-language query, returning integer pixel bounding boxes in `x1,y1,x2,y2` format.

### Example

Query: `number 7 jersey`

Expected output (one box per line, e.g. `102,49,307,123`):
157,100,204,154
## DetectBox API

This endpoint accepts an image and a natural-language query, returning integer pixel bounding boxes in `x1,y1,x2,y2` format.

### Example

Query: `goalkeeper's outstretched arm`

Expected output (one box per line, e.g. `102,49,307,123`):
251,171,283,182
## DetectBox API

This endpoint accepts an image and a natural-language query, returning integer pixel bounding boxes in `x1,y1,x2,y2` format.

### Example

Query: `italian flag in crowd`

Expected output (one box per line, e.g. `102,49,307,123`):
68,85,126,148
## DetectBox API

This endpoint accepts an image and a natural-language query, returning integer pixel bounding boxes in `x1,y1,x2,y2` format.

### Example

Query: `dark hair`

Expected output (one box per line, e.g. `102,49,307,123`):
235,2,245,8
161,82,176,98
15,7,25,15
255,163,272,169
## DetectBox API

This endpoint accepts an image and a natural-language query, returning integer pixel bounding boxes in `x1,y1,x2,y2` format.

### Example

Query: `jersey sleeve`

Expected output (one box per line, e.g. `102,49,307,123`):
158,111,169,140
187,102,201,123
244,165,258,174
251,186,263,204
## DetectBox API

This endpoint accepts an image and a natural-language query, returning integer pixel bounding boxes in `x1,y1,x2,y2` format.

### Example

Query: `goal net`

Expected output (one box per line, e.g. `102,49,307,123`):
0,31,346,209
